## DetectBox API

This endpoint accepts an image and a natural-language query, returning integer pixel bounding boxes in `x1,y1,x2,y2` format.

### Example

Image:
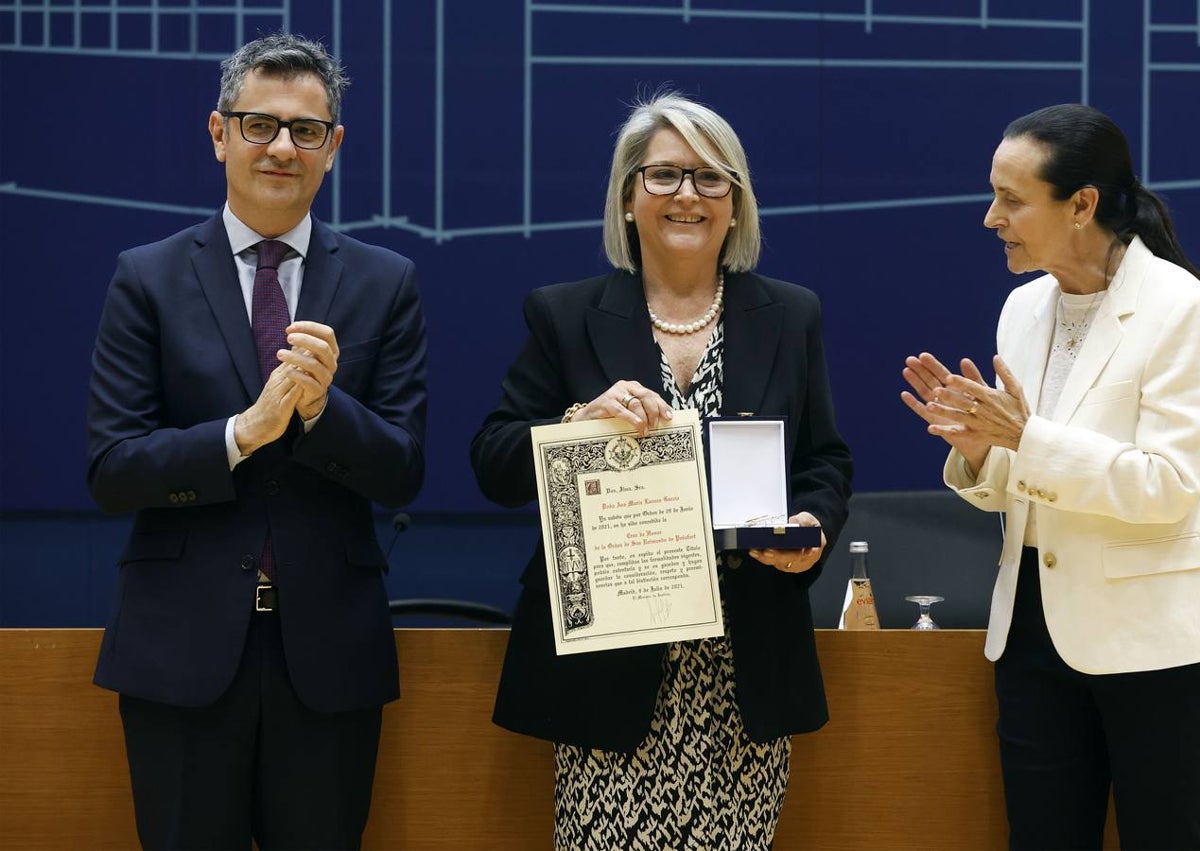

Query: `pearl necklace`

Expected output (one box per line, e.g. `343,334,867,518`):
647,275,725,335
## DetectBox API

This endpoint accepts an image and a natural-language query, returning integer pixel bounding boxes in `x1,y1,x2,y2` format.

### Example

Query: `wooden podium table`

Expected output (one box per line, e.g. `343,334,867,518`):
0,629,1117,850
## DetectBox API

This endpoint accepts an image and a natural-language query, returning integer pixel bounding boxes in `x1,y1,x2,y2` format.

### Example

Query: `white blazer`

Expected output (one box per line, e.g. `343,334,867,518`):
945,237,1200,674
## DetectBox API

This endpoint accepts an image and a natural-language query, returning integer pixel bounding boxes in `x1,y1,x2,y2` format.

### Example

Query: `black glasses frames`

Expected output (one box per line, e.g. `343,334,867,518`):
635,165,736,198
219,111,335,150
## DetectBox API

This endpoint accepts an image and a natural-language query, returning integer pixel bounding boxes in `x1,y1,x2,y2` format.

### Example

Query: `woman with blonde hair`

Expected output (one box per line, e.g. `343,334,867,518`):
472,92,852,848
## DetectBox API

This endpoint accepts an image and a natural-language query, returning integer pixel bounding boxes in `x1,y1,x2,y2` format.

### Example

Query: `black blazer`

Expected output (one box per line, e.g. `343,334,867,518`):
87,214,427,713
471,270,852,751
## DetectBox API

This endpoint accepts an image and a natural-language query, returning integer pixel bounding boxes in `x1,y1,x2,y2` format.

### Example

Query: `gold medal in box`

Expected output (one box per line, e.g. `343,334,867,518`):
704,416,821,550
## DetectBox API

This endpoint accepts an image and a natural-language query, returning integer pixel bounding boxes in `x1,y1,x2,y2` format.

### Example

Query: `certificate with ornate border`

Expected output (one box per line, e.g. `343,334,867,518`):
531,409,723,655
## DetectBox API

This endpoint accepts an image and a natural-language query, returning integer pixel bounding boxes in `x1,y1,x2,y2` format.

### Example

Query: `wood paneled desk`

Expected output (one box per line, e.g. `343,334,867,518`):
0,629,1117,850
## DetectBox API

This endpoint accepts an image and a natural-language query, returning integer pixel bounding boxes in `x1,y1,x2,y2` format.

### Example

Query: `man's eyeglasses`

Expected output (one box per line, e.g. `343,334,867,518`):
636,165,735,198
220,111,335,150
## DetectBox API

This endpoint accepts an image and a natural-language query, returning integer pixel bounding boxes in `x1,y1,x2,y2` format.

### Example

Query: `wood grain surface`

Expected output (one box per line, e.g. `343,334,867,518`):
0,629,1118,850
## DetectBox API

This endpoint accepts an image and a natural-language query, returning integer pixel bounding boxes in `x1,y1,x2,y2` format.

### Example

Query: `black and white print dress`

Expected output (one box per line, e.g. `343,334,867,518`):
553,319,792,850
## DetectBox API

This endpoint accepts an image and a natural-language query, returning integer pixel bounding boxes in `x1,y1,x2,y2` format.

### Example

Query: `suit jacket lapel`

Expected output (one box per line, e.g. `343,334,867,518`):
720,273,781,415
1004,283,1056,415
193,215,260,400
1051,239,1145,422
295,219,344,324
585,272,662,391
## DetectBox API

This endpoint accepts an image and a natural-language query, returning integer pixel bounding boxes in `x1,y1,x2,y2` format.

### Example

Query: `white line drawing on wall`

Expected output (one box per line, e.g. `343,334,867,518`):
2,0,1196,240
1142,0,1200,186
0,0,289,57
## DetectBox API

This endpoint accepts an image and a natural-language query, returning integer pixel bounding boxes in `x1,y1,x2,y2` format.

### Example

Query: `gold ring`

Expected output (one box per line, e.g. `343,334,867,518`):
785,561,794,570
968,401,979,415
620,393,635,408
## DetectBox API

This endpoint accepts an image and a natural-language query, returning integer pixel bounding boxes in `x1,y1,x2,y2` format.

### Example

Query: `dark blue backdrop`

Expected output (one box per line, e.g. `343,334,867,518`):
1,2,1197,621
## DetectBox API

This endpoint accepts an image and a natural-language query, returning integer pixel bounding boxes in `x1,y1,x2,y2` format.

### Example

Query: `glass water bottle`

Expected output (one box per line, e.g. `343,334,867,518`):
839,540,880,630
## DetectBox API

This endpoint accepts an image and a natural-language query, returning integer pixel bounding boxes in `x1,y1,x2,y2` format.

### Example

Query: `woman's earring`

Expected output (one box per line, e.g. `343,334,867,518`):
624,212,634,223
729,218,737,228
1074,221,1082,230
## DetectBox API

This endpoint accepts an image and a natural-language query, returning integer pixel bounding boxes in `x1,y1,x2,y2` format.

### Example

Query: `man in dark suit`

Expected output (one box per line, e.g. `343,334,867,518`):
86,32,426,849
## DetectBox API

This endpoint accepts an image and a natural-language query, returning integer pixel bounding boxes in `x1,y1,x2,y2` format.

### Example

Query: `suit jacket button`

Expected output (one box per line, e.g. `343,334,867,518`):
1016,481,1027,493
1043,553,1057,569
240,554,256,571
1047,492,1058,503
726,553,742,570
1036,488,1046,499
168,492,179,504
186,490,197,501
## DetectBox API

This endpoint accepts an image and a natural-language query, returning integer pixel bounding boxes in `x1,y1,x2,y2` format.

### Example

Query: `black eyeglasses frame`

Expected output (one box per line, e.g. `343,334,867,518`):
219,111,336,150
634,165,737,198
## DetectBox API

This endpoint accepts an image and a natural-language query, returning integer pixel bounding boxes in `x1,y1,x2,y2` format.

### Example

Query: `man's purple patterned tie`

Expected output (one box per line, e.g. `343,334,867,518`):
252,239,289,582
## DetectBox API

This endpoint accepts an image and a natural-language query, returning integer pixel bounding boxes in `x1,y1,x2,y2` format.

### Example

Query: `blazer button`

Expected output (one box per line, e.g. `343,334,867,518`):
1036,488,1046,499
186,490,197,501
1043,553,1057,569
265,480,279,496
240,554,256,572
168,492,179,504
726,553,742,570
1016,481,1027,493
1047,492,1058,503
975,491,990,499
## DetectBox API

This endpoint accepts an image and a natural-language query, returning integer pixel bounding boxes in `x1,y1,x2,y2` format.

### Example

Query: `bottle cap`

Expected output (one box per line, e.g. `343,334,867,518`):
849,541,869,553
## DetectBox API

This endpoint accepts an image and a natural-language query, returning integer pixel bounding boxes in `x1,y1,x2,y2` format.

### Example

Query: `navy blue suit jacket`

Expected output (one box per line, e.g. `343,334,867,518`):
87,214,427,713
471,270,853,751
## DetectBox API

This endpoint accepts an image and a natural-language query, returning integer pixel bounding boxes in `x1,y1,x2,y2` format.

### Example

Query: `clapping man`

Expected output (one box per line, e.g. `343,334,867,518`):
86,32,426,849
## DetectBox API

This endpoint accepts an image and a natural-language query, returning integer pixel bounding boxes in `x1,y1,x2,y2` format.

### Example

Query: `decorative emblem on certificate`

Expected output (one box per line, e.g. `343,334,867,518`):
530,410,723,655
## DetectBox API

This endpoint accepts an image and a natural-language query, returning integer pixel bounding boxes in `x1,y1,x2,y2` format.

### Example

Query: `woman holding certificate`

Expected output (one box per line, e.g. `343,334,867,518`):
902,104,1200,849
471,92,852,849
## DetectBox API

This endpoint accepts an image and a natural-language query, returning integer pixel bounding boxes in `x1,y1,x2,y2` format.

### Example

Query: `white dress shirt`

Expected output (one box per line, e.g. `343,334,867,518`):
221,204,321,468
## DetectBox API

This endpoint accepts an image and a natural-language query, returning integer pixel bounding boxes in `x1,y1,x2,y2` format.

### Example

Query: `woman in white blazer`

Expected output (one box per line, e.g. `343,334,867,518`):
902,104,1200,850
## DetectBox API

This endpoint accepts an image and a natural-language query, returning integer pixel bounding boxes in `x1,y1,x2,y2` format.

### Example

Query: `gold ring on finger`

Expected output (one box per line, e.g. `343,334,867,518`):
968,401,979,415
620,393,635,408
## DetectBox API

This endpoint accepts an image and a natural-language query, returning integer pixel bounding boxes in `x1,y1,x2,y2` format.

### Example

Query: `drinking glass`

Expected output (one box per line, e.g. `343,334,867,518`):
904,595,944,630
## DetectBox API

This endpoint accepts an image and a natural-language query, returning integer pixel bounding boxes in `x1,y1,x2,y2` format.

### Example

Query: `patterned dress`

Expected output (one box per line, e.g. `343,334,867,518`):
553,320,792,850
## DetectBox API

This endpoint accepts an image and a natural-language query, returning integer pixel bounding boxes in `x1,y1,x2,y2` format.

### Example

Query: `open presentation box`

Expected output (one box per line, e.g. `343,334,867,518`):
705,416,821,550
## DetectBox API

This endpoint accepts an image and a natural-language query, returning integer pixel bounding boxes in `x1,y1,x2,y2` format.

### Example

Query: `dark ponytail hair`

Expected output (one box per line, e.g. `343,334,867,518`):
1004,104,1198,278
